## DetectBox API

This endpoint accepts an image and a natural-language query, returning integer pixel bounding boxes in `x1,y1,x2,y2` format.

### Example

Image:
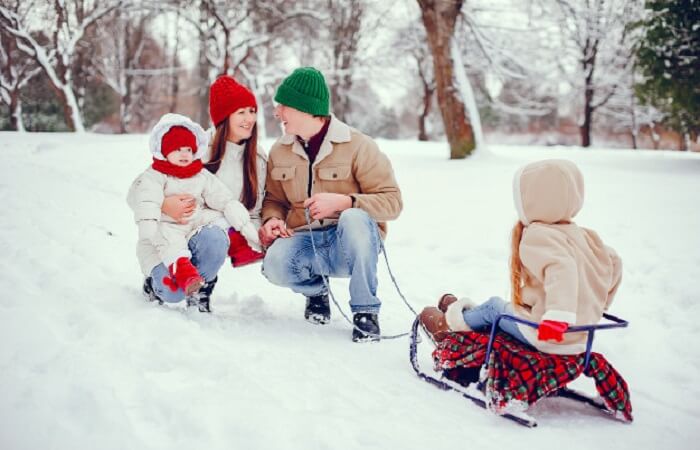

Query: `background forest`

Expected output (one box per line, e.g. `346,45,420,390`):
1,0,698,153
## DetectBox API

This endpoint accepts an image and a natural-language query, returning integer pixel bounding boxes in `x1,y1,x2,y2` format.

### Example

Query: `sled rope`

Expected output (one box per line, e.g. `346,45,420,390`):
304,208,417,339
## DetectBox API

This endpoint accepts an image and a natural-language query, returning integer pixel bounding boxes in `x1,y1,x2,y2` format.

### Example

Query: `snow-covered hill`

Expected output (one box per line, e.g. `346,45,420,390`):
1,132,698,449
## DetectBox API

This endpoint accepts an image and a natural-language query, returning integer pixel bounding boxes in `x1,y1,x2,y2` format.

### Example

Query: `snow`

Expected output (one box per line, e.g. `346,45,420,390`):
451,37,486,152
1,132,699,449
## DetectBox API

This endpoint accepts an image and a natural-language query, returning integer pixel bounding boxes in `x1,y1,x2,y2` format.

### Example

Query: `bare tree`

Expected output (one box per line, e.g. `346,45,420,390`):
596,61,664,149
0,0,125,131
162,5,182,113
417,0,476,158
394,20,435,140
92,7,156,132
460,1,560,124
324,0,364,121
554,0,641,147
0,12,40,131
173,0,322,128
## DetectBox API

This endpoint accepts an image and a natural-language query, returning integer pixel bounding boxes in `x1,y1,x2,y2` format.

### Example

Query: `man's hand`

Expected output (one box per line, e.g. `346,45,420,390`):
259,218,293,247
303,193,352,220
162,194,195,224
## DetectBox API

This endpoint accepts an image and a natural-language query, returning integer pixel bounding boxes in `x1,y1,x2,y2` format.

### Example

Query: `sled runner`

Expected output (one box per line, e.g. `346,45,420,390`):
410,313,633,427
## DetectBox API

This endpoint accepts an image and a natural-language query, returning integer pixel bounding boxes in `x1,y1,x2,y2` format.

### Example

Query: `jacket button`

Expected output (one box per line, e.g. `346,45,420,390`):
282,174,286,179
333,173,337,178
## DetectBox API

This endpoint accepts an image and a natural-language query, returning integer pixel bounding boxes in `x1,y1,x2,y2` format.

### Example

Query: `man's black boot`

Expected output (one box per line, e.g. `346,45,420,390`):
352,313,380,342
304,294,331,324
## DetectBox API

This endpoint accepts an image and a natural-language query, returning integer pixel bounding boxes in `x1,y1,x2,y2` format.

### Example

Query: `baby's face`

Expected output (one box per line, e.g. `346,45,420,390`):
166,147,194,167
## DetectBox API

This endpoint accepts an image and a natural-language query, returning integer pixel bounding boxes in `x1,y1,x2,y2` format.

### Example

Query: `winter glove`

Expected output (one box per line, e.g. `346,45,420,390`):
237,222,262,253
228,228,264,267
537,320,569,342
162,257,204,295
223,200,252,232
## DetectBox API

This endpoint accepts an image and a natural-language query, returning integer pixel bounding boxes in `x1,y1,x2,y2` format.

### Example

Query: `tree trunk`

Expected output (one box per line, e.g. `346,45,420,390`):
650,123,660,150
330,77,352,122
418,76,433,141
119,98,127,133
451,39,484,151
328,0,362,123
9,91,24,131
250,79,267,140
168,13,181,114
196,5,210,127
580,100,593,147
580,85,593,148
197,38,210,127
629,130,637,149
416,66,432,141
628,86,637,149
418,0,475,159
48,81,83,132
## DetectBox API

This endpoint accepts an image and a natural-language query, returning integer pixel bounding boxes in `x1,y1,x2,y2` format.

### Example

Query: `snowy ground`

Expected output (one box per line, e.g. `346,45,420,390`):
1,131,699,449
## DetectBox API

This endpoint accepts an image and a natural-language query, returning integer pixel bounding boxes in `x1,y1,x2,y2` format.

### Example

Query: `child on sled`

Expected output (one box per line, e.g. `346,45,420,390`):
420,159,622,355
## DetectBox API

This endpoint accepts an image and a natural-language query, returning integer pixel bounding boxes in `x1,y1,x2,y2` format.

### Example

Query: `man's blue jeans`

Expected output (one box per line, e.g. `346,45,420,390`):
262,209,382,314
149,225,229,303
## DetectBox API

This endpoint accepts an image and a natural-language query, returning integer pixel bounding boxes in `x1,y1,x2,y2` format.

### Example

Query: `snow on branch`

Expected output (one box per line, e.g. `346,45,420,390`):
451,36,485,152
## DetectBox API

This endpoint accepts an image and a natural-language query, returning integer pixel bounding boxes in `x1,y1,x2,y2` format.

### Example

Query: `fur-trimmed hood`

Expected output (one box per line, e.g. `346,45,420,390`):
149,113,209,161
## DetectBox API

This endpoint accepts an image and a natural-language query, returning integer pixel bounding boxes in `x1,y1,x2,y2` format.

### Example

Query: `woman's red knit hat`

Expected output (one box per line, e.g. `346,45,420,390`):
209,75,257,126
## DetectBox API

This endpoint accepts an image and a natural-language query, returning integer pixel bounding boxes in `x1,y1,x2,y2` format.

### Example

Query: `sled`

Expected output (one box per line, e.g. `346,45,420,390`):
410,312,632,427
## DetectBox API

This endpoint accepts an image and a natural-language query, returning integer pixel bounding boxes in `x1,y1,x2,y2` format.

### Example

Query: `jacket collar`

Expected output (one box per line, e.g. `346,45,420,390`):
277,115,352,165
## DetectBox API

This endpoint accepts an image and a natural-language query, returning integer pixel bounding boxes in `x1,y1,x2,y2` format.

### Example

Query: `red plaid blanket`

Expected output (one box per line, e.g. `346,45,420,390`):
433,331,633,422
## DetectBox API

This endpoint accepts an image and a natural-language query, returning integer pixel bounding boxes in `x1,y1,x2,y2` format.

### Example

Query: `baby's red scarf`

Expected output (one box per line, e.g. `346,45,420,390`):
152,159,203,178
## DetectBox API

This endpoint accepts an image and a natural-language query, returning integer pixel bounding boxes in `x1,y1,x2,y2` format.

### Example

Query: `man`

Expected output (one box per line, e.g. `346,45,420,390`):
260,67,403,342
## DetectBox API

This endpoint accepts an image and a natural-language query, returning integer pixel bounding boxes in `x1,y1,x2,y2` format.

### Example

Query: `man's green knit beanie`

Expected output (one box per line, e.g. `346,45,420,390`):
274,67,330,116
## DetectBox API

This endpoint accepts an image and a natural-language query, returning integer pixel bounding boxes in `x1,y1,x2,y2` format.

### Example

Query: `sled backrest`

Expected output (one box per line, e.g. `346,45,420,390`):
485,313,629,371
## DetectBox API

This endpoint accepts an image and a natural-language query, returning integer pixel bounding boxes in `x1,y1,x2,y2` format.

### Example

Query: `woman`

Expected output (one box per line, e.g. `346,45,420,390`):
149,75,266,311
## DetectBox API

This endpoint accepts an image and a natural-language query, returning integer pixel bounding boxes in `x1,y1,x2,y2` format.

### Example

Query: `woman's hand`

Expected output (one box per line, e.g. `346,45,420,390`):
162,194,195,224
259,218,293,247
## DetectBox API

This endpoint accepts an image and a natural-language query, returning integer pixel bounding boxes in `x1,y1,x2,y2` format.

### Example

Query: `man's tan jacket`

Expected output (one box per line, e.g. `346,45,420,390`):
262,116,402,239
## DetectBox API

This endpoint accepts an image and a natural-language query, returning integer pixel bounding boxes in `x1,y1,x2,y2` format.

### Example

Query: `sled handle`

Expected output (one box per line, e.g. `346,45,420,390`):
485,313,629,371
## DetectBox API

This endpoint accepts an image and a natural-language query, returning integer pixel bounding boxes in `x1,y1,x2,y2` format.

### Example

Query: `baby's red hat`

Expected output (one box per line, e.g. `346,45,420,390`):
161,126,197,157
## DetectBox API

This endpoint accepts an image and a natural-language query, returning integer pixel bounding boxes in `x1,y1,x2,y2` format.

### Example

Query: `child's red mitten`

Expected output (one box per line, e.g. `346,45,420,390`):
537,320,569,342
228,228,264,267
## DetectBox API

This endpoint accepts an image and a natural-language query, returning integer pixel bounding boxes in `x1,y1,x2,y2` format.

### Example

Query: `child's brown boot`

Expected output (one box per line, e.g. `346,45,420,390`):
419,307,450,343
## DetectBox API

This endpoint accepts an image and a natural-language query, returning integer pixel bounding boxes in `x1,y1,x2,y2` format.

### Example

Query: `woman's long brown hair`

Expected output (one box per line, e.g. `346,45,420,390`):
205,119,259,210
510,220,525,307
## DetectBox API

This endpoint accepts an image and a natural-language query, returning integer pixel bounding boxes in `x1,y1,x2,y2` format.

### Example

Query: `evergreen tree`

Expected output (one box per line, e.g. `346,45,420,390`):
634,0,700,144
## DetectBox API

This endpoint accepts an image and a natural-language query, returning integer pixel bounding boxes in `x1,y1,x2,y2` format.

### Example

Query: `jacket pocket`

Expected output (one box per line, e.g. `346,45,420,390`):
271,166,296,181
318,165,351,181
270,166,304,201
